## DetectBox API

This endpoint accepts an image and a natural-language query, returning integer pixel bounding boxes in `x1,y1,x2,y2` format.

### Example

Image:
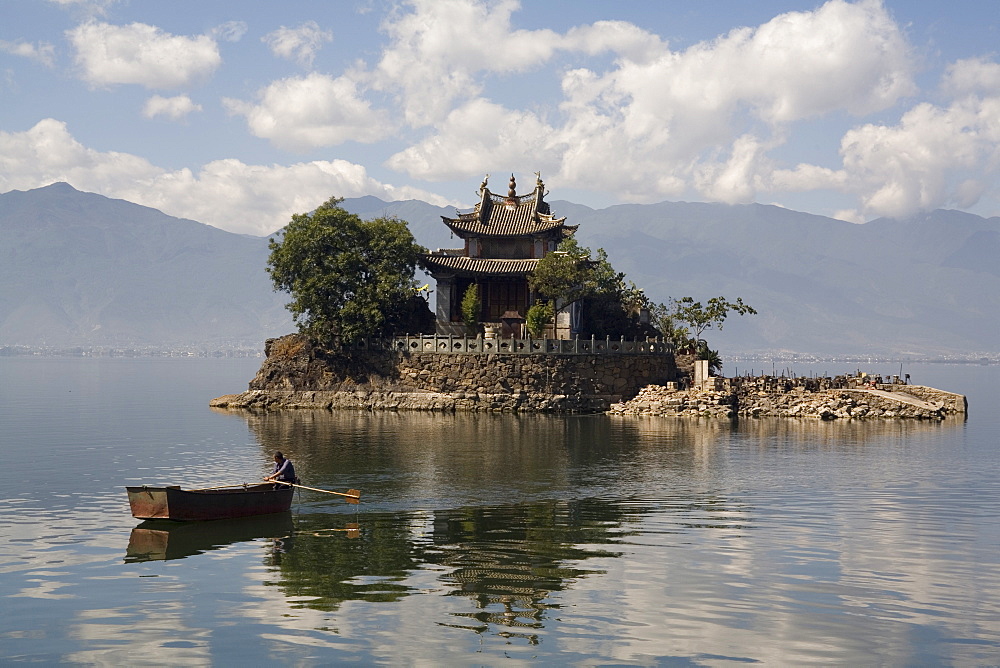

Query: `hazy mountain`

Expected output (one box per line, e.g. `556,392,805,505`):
0,183,291,349
2,183,997,356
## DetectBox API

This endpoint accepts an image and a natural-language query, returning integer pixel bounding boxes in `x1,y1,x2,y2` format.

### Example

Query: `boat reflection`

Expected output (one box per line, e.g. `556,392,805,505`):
125,512,295,562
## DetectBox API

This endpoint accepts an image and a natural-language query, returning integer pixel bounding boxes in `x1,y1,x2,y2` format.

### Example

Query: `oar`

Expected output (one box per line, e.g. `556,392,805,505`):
266,479,361,503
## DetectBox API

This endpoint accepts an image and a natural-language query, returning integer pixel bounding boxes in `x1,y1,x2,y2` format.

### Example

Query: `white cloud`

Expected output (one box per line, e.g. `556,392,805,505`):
17,0,994,227
0,40,56,67
372,0,560,127
769,60,1000,221
954,178,988,209
370,2,662,131
119,158,449,236
552,0,912,200
224,72,392,151
694,135,775,204
0,119,163,191
213,21,248,43
0,119,452,236
142,95,202,121
47,0,119,16
238,0,916,210
722,0,914,122
942,57,1000,97
832,208,865,223
386,98,558,179
66,21,221,89
772,163,847,192
562,20,664,63
838,95,1000,218
263,21,332,67
378,0,916,210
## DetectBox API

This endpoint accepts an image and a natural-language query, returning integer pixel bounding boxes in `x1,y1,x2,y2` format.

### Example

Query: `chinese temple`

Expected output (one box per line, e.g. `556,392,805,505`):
423,173,578,338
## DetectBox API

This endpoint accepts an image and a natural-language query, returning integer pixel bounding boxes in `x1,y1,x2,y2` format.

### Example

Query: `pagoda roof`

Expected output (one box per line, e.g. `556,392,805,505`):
422,255,540,278
442,173,575,239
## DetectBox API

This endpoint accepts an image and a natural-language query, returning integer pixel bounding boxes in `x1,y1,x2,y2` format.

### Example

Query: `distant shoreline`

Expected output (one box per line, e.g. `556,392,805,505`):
0,346,264,358
1,346,995,365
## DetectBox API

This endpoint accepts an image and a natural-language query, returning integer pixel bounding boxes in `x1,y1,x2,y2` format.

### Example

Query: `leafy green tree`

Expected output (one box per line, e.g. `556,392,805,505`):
528,238,597,313
653,297,756,367
530,238,655,338
461,283,481,329
650,301,692,349
525,300,554,338
266,197,426,345
577,264,652,339
672,296,757,342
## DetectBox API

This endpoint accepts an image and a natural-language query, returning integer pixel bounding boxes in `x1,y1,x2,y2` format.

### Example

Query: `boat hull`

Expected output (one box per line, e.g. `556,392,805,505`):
126,484,294,521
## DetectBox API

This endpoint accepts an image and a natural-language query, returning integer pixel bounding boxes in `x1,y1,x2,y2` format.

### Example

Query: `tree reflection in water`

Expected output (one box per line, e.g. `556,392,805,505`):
259,495,750,641
261,499,634,640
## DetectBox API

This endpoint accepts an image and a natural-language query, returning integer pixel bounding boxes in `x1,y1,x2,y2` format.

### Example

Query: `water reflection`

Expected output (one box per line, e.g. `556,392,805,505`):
125,513,294,562
258,493,755,644
228,410,755,511
264,512,410,610
263,501,619,640
429,501,621,641
226,410,967,498
6,359,995,664
168,408,989,663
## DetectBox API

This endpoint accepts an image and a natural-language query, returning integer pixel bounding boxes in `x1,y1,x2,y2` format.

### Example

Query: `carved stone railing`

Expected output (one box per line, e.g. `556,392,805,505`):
346,335,673,355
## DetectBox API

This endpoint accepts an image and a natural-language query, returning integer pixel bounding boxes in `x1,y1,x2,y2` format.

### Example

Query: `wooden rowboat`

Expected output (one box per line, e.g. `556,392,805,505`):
126,483,294,521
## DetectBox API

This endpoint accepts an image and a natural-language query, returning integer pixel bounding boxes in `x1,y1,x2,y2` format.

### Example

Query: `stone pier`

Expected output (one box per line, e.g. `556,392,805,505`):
608,376,967,420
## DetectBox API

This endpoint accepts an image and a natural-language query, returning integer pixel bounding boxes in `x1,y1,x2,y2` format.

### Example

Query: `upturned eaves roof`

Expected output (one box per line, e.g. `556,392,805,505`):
443,192,569,238
422,255,540,277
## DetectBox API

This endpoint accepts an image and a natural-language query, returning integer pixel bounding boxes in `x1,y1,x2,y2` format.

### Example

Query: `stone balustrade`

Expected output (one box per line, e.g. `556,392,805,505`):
348,334,672,356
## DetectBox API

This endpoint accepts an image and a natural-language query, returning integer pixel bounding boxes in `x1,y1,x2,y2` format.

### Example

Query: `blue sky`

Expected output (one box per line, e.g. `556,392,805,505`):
1,0,998,235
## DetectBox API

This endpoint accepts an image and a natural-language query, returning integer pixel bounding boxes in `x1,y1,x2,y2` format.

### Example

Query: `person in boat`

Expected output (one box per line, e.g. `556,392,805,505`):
265,451,297,487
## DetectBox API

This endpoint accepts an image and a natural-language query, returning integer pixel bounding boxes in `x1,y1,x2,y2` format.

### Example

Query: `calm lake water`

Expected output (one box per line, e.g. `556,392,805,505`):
1,357,998,666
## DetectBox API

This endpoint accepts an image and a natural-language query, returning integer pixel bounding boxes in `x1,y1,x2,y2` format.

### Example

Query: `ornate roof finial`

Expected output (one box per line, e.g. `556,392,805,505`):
478,173,489,196
508,173,517,198
534,171,544,191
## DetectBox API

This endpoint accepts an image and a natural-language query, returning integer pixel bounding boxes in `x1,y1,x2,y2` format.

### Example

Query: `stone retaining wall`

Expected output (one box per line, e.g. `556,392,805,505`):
212,334,677,413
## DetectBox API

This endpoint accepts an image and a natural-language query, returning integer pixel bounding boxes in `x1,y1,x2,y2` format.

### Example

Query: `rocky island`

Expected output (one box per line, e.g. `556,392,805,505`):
211,333,966,420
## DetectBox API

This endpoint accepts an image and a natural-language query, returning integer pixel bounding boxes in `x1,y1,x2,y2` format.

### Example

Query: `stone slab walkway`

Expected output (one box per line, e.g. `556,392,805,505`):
843,388,941,411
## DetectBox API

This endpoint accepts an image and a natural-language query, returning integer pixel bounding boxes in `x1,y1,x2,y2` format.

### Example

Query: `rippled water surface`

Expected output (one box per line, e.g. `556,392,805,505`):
1,357,998,665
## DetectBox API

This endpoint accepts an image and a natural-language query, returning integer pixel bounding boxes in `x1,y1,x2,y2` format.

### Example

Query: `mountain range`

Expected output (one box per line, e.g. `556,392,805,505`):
0,183,290,349
1,182,997,357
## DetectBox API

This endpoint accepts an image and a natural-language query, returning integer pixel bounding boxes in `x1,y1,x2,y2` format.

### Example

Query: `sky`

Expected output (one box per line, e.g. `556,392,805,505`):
1,0,999,236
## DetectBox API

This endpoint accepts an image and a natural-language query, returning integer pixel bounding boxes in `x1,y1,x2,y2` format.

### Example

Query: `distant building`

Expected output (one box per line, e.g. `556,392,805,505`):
423,173,579,338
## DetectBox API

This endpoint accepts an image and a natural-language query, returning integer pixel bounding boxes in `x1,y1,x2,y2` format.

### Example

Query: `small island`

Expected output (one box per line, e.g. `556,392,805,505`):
213,174,966,421
210,332,966,420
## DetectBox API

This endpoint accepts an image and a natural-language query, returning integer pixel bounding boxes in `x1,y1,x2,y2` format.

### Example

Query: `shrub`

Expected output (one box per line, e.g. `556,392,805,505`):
526,300,554,338
461,284,481,329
